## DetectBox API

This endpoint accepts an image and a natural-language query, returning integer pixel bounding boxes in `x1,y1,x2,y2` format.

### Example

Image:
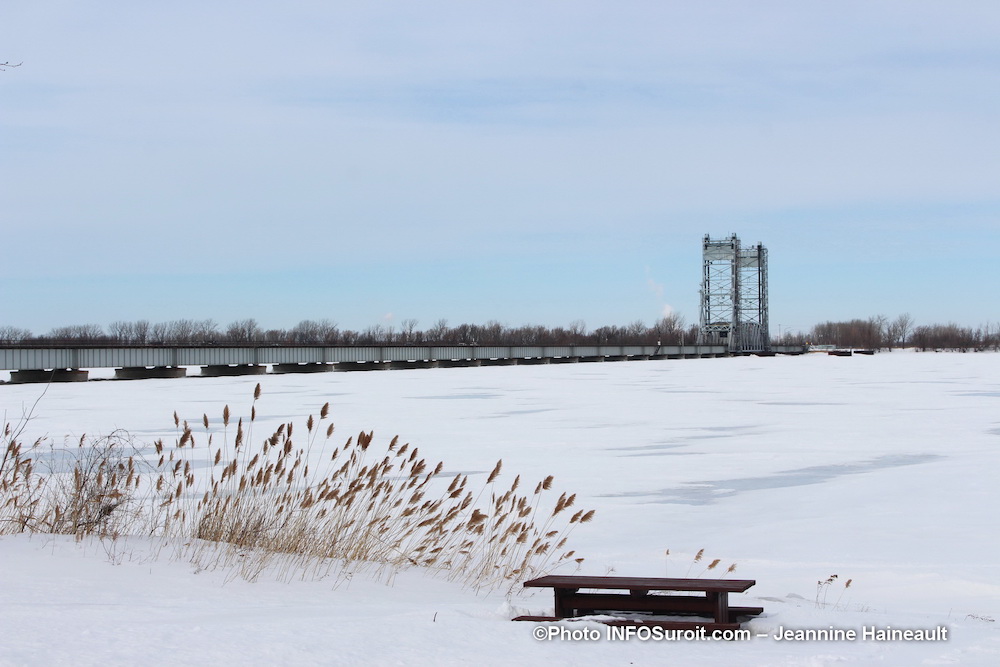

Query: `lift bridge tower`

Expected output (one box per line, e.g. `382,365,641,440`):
698,234,770,353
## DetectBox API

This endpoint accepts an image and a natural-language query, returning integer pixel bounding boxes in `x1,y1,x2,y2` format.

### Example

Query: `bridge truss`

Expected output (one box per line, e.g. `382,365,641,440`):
698,234,770,353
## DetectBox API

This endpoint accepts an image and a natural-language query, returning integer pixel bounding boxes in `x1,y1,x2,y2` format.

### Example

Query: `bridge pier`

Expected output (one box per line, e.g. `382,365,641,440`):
9,369,89,383
579,356,606,363
480,358,517,366
200,365,267,377
115,366,187,380
388,360,438,370
550,356,580,364
272,363,334,374
438,359,481,368
334,361,388,371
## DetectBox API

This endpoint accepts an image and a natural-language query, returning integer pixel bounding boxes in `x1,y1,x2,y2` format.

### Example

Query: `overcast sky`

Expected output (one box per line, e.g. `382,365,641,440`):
3,2,999,337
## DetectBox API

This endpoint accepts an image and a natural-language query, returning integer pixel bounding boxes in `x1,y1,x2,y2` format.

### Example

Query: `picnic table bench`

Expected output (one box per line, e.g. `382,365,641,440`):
513,575,763,631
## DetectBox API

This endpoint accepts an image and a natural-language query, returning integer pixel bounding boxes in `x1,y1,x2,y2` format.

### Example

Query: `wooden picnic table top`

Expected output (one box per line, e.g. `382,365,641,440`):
523,575,756,593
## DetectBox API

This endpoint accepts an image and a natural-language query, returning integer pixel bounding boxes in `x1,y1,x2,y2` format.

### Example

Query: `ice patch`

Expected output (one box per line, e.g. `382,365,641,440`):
605,454,944,505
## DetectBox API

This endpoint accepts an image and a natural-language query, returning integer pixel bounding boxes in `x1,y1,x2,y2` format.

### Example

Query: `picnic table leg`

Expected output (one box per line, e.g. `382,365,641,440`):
712,591,730,624
554,588,578,618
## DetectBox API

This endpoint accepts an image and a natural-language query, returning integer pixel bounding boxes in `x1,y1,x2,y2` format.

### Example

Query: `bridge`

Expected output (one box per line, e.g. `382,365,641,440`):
0,344,807,383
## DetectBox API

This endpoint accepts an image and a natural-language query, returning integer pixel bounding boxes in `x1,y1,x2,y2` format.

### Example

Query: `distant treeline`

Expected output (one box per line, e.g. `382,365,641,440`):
0,314,696,347
1,313,996,351
781,314,1000,352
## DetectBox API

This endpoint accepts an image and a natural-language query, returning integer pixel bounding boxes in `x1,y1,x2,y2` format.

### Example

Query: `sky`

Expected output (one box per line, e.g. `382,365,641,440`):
2,1,999,337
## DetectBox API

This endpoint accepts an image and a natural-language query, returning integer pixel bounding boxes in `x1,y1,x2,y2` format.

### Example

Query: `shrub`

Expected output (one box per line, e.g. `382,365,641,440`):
2,423,145,538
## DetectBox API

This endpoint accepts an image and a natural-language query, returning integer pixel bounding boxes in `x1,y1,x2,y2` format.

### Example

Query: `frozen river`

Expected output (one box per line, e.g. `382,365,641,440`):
2,351,998,665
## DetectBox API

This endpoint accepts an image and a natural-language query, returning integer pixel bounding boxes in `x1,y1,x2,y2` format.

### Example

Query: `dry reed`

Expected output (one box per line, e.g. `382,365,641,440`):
2,384,594,591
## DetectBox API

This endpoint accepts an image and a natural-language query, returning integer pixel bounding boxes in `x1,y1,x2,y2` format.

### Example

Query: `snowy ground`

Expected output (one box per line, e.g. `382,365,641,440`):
2,352,999,666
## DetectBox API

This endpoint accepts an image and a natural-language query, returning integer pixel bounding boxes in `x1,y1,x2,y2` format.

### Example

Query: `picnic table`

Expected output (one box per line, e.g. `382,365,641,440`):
513,575,763,631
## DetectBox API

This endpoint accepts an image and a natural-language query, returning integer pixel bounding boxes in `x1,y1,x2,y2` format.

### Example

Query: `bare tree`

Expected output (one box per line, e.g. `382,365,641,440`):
651,313,685,344
479,320,506,344
427,319,449,342
191,319,219,343
868,314,888,350
290,320,322,343
567,319,587,343
150,322,169,344
290,319,339,344
171,319,197,343
0,326,31,343
133,320,150,344
809,317,886,349
400,318,419,343
451,323,477,345
226,318,262,342
316,319,339,343
890,313,913,348
262,328,286,343
591,325,624,345
625,320,647,339
361,324,389,344
983,322,1000,352
108,321,134,342
47,324,105,341
912,323,981,352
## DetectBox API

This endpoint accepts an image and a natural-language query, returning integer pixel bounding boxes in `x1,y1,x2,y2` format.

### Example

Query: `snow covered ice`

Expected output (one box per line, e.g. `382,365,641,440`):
2,351,998,665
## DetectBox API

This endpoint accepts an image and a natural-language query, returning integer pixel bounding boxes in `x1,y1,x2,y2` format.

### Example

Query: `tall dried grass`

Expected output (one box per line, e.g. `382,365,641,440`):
2,385,593,591
1,420,145,538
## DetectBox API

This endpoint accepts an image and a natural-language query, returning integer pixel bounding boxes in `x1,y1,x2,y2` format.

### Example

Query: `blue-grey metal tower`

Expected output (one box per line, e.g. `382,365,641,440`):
698,234,770,353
